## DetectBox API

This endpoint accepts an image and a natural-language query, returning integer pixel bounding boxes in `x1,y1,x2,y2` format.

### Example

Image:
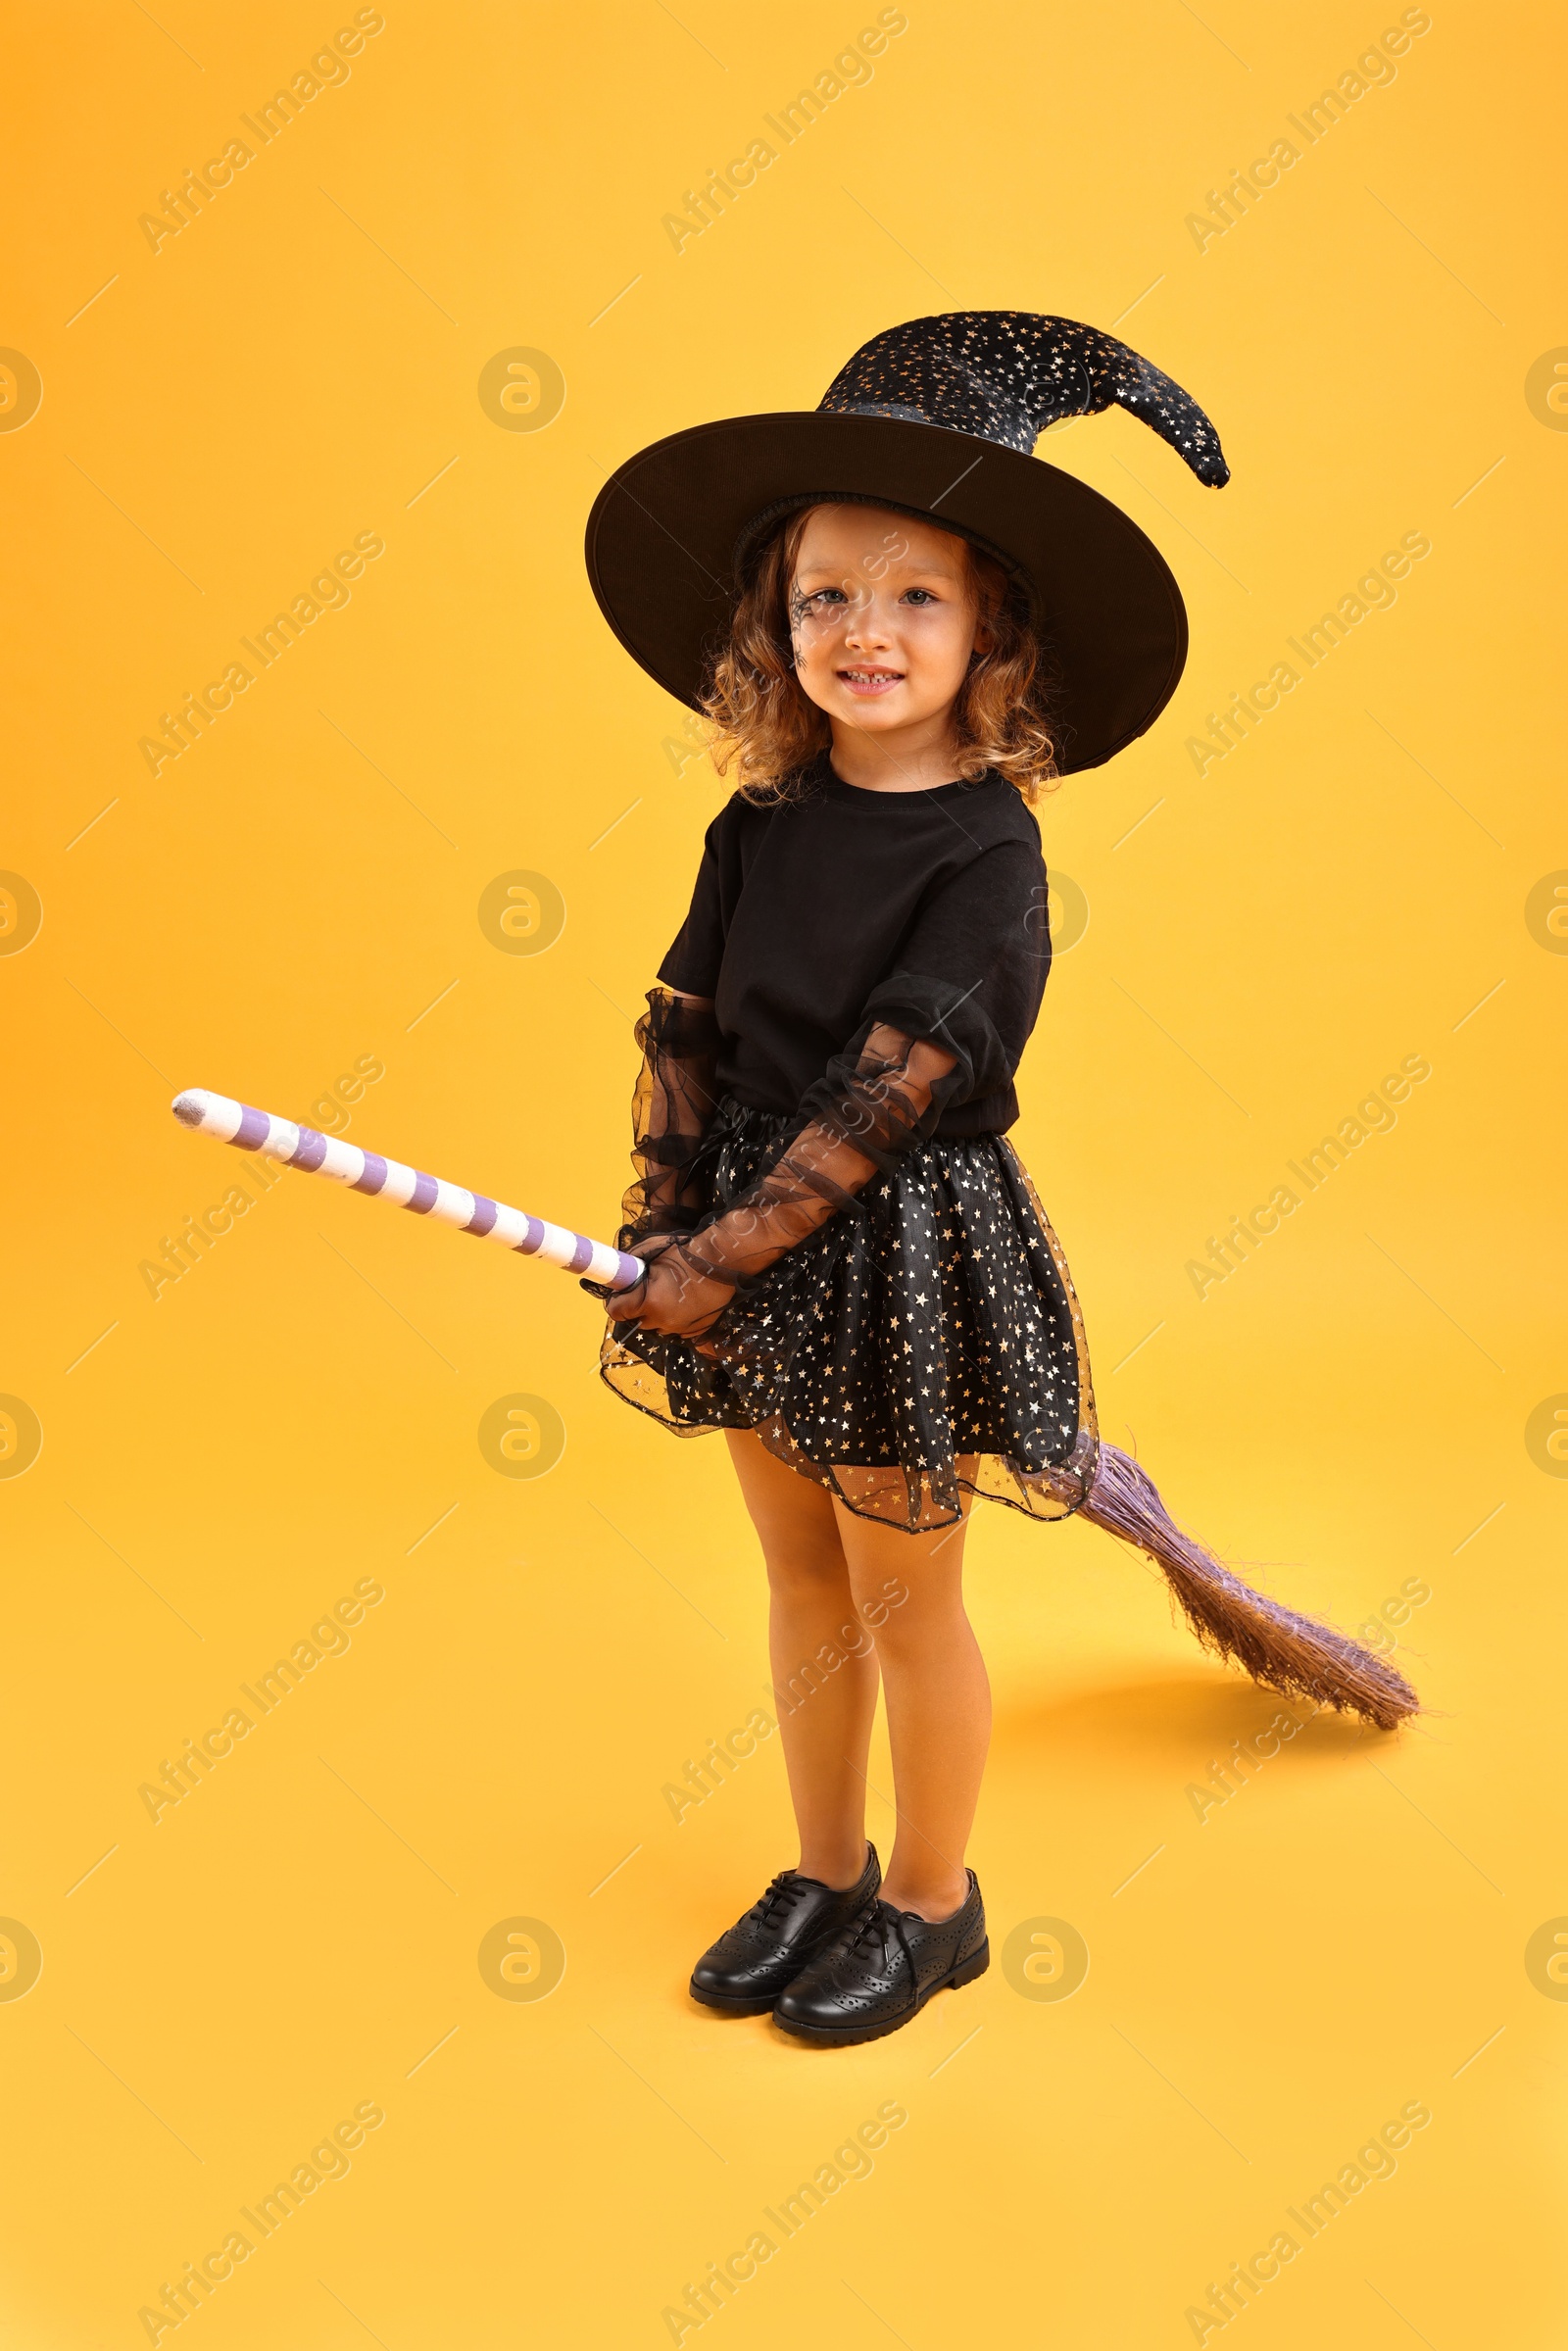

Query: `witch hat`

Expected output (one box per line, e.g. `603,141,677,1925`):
585,310,1230,774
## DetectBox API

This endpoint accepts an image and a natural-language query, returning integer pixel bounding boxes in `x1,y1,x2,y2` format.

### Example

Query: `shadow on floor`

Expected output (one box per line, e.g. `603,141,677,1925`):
997,1670,1387,1768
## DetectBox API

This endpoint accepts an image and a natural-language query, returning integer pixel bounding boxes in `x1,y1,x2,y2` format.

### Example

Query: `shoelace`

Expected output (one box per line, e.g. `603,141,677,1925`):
832,1899,912,1980
749,1874,802,1932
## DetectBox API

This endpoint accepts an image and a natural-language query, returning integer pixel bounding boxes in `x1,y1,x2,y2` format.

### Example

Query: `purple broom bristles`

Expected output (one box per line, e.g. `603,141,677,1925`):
1079,1443,1421,1731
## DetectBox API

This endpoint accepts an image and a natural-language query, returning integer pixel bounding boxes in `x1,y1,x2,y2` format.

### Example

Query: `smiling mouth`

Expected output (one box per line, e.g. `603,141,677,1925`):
837,667,905,693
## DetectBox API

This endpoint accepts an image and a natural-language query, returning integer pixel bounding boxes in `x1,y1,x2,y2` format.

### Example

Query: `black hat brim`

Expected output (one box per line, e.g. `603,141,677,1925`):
584,411,1188,776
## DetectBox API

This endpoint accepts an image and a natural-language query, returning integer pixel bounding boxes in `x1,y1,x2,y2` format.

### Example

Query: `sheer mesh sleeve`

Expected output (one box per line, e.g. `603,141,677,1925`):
653,1022,959,1308
615,987,723,1251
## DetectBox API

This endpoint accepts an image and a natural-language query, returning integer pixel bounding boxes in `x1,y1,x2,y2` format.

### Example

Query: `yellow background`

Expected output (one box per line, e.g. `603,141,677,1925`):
3,2,1562,2343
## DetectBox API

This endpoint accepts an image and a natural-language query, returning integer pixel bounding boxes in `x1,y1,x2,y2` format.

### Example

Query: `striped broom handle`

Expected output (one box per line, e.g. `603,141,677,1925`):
171,1089,646,1292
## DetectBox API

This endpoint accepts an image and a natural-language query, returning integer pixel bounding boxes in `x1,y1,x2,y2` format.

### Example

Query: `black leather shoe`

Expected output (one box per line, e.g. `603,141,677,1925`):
689,1846,881,2015
773,1872,988,2045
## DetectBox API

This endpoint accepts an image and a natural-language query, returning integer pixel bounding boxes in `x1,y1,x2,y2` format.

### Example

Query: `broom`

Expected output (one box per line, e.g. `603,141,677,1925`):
1078,1442,1420,1730
168,1090,1420,1729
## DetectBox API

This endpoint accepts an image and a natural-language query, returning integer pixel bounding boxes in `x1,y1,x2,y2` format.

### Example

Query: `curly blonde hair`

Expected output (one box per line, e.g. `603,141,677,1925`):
697,501,1060,808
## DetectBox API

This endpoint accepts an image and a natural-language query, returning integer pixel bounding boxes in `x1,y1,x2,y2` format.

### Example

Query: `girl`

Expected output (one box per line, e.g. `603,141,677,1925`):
584,313,1417,2048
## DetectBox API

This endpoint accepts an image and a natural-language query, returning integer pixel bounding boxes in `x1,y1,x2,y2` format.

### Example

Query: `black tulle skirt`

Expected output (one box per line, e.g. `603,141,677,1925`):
599,1096,1100,1535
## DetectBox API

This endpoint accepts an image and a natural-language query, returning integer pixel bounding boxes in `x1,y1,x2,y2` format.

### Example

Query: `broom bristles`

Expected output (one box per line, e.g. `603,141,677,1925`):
1080,1442,1420,1732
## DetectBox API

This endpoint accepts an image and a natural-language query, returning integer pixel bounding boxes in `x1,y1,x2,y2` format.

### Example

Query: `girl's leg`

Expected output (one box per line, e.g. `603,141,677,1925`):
830,1463,987,1923
724,1430,881,1890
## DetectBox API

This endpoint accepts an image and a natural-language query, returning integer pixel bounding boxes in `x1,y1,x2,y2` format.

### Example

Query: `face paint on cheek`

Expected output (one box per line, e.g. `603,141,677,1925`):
786,590,814,676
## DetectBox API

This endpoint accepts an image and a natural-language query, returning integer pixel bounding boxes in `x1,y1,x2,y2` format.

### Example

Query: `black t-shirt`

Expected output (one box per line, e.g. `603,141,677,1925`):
658,753,1052,1139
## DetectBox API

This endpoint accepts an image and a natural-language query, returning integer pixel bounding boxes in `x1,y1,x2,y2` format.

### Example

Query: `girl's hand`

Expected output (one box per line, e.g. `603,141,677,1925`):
607,1238,735,1339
